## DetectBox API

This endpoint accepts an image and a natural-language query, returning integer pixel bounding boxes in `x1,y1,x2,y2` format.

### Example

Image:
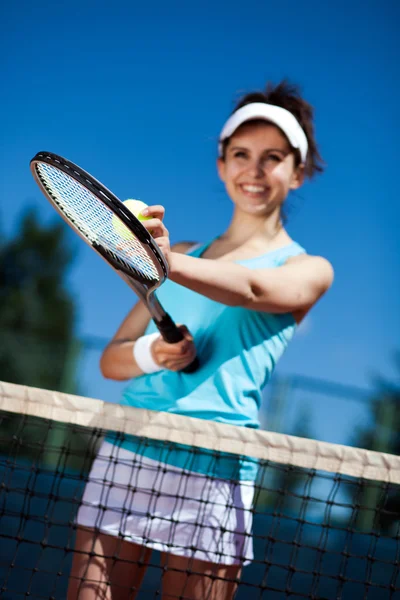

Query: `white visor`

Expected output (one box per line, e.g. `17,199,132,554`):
218,102,308,163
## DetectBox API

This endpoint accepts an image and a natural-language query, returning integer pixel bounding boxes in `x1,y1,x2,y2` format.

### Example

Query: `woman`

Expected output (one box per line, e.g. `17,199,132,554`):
68,80,333,599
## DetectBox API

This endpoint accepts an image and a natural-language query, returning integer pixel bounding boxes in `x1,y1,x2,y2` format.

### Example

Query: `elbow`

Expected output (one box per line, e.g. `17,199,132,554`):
100,344,133,381
100,359,124,381
100,348,116,380
101,367,114,380
244,287,257,307
240,280,262,308
219,279,256,307
233,286,257,308
100,357,112,380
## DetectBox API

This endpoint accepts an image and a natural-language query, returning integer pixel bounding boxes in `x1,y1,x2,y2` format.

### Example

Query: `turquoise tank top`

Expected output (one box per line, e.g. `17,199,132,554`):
106,240,305,480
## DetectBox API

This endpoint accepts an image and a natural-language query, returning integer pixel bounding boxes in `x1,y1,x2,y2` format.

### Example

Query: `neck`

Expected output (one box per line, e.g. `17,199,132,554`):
219,206,290,248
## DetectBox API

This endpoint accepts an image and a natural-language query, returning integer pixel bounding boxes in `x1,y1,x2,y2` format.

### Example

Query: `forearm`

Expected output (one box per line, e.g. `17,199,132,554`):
169,252,254,306
169,252,333,313
100,340,145,380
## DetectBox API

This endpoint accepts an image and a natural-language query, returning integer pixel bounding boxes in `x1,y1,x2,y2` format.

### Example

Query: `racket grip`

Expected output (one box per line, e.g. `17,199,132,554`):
156,314,199,373
157,314,185,343
182,356,200,374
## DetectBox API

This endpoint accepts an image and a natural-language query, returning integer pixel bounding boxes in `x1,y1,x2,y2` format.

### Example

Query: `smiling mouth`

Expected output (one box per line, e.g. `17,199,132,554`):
240,184,269,196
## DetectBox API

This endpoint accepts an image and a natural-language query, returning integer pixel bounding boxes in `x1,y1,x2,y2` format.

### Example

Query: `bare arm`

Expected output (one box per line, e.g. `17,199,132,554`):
100,242,196,381
169,252,334,314
100,301,152,380
140,205,333,314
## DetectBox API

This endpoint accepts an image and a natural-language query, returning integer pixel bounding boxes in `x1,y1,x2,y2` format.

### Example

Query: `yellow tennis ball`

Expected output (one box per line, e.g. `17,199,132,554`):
111,199,151,239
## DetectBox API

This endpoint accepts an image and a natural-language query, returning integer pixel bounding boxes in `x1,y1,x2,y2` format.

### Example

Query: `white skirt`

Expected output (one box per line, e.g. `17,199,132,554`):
76,440,254,565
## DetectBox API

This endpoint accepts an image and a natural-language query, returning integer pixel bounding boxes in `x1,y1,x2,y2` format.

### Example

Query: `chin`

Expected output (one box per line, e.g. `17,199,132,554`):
241,202,270,215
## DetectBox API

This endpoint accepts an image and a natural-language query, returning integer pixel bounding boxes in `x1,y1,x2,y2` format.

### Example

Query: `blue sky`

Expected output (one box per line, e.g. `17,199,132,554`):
1,1,399,443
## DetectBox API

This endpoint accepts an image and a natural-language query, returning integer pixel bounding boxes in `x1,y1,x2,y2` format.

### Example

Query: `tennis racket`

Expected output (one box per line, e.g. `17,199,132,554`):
30,151,199,374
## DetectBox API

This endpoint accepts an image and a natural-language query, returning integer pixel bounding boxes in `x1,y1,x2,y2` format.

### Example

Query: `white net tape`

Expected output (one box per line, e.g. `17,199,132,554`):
1,381,399,484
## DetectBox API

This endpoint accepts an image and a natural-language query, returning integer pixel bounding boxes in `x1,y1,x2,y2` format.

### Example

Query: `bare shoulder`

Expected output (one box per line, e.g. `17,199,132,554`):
286,253,334,291
171,241,198,254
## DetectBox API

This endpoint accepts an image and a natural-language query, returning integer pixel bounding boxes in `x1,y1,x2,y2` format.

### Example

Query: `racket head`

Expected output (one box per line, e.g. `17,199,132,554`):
30,151,167,289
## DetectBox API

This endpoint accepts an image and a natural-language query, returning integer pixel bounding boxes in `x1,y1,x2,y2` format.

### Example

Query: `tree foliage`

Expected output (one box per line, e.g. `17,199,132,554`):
350,355,400,532
0,209,78,392
255,403,315,511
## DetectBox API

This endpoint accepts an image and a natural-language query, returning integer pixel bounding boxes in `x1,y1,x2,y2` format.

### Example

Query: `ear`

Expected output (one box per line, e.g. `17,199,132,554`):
289,164,305,190
216,157,226,183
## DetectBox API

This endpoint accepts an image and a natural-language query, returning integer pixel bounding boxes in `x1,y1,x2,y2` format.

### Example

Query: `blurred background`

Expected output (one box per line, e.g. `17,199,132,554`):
1,0,399,455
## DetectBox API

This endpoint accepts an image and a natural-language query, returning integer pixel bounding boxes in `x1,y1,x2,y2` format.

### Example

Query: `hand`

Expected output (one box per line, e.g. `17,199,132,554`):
150,325,197,372
140,205,171,264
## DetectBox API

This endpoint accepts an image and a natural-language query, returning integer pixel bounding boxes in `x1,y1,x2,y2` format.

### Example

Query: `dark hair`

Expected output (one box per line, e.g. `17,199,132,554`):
221,80,324,179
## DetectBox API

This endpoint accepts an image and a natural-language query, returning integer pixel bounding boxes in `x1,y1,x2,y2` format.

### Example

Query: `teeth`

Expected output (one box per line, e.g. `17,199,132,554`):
242,185,266,193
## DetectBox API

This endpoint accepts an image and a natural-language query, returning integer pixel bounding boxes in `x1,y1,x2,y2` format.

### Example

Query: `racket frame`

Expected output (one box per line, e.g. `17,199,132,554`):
30,152,199,367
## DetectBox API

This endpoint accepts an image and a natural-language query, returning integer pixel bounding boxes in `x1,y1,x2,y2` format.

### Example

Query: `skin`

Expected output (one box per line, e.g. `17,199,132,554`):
68,121,333,599
142,121,333,328
68,526,240,599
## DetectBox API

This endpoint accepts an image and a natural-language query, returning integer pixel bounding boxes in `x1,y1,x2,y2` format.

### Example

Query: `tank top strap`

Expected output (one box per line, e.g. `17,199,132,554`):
185,239,216,257
185,239,306,264
272,242,306,266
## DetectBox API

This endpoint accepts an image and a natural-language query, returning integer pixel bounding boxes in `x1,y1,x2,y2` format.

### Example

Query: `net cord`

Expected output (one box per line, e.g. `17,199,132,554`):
1,380,399,484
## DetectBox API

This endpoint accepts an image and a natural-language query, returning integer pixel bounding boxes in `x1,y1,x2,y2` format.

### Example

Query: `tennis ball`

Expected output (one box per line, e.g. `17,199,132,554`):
112,199,151,239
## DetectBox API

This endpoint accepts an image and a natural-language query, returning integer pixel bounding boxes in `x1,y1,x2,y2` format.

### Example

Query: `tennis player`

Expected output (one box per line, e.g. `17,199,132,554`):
68,80,333,599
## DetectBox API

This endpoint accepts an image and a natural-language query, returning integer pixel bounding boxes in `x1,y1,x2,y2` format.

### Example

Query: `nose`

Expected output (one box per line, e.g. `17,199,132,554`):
246,158,265,178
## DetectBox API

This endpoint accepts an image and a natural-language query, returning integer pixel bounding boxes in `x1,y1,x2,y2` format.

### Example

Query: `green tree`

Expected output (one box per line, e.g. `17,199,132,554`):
0,210,94,468
255,403,315,511
0,209,79,392
349,355,400,533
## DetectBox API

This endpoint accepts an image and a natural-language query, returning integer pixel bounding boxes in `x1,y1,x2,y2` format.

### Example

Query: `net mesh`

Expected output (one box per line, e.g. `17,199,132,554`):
0,381,399,599
34,162,160,283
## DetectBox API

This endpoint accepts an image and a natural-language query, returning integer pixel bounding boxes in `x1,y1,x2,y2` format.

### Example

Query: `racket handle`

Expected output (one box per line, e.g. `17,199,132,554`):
156,314,199,373
157,314,185,343
182,356,200,374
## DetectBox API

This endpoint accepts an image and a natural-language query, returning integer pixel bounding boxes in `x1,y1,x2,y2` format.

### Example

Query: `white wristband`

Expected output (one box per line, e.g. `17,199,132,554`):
133,332,162,374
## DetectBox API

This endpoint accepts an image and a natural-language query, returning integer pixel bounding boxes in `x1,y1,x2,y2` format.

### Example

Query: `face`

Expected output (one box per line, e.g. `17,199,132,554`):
217,121,304,216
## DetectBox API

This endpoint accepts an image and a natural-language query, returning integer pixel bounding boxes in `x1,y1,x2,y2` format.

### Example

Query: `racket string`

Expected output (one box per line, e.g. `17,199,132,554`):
35,163,160,283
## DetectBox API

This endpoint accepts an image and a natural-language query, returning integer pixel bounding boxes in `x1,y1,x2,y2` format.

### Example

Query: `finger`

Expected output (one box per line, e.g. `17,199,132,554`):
141,217,164,230
153,344,187,361
177,325,194,342
158,333,193,351
162,345,197,365
165,354,197,371
152,237,170,256
141,205,165,220
156,343,196,364
141,219,168,239
182,330,194,343
155,342,193,360
159,357,186,370
170,346,197,363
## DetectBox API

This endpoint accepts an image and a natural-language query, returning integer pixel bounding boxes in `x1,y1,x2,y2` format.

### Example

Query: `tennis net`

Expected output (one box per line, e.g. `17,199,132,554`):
0,380,399,599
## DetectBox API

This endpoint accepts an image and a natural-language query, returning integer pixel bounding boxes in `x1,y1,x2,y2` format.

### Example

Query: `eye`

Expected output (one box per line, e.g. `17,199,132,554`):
233,150,248,159
267,154,282,162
